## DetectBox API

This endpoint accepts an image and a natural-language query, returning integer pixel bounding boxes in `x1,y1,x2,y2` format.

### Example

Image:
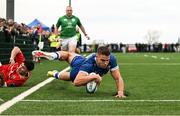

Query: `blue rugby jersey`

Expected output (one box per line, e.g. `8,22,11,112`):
79,53,119,76
69,53,119,81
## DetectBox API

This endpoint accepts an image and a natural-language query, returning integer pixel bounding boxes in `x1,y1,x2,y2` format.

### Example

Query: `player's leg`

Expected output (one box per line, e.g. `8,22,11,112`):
47,54,86,82
32,50,68,60
32,50,58,60
32,50,79,66
61,39,69,51
47,70,71,81
68,36,77,53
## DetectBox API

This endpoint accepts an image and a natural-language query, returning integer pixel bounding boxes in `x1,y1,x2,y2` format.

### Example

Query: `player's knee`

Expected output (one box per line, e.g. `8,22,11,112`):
69,48,76,53
68,44,76,52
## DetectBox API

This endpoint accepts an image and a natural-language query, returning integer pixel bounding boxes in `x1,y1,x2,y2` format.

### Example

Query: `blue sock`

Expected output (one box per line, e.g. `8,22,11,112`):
54,72,59,79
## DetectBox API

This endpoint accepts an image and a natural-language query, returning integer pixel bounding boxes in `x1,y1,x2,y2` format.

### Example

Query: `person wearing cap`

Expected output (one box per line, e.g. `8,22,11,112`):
0,46,34,87
55,6,90,52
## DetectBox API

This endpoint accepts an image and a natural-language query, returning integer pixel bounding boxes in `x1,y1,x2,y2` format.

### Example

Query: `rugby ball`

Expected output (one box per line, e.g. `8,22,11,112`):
86,73,97,94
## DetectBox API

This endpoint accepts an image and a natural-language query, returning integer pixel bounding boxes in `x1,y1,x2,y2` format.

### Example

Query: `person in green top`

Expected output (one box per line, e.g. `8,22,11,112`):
55,6,90,52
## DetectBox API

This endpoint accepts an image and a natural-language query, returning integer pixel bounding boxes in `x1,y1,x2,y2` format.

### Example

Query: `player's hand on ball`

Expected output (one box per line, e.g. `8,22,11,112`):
94,74,102,85
89,73,102,85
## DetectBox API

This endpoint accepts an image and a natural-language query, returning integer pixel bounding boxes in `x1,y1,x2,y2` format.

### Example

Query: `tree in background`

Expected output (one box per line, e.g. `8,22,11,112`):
144,30,161,44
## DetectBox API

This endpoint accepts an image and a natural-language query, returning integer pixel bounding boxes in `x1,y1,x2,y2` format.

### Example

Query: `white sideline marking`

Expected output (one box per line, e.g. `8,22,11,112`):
151,55,157,59
160,57,165,60
0,54,90,114
0,67,70,114
144,55,170,60
166,57,170,60
21,99,180,102
144,54,170,60
144,54,149,57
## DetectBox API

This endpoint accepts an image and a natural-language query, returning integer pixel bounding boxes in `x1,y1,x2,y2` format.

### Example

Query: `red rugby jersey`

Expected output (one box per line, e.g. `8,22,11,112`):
0,52,30,87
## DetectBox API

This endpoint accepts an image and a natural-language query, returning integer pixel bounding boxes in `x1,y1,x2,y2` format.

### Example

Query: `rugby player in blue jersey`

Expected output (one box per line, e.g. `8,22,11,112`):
32,46,126,98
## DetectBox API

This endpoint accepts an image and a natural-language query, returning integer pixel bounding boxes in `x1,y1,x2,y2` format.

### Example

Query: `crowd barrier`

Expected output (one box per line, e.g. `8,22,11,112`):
0,32,47,64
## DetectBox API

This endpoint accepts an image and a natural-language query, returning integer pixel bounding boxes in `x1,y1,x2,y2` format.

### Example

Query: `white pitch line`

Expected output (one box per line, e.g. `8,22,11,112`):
144,55,170,60
0,67,70,114
151,55,157,59
21,99,180,102
0,54,91,114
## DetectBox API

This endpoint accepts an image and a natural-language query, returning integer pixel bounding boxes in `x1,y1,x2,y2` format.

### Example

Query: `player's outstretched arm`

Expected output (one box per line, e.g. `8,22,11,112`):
9,46,21,65
79,25,90,40
111,69,126,98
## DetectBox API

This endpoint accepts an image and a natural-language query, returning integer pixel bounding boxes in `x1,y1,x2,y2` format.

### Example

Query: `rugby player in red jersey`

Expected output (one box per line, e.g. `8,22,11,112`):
0,46,34,87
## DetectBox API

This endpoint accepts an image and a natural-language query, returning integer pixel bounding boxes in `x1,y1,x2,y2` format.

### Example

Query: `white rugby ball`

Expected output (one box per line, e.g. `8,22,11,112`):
86,73,97,94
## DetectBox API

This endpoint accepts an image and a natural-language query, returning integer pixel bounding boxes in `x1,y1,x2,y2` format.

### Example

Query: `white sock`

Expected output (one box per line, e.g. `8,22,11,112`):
50,52,61,60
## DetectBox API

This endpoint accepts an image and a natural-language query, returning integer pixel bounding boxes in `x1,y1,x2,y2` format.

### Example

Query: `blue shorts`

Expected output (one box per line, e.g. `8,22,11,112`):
70,55,86,81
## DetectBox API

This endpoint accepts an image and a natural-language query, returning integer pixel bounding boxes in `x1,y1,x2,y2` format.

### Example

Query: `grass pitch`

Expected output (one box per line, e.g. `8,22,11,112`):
0,53,180,115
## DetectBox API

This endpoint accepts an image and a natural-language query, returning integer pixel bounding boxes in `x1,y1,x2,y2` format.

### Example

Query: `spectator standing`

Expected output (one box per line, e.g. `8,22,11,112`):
48,29,61,52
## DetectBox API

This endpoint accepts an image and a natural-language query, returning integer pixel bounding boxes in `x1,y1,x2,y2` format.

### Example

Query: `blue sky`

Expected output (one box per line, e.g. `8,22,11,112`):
1,0,180,44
